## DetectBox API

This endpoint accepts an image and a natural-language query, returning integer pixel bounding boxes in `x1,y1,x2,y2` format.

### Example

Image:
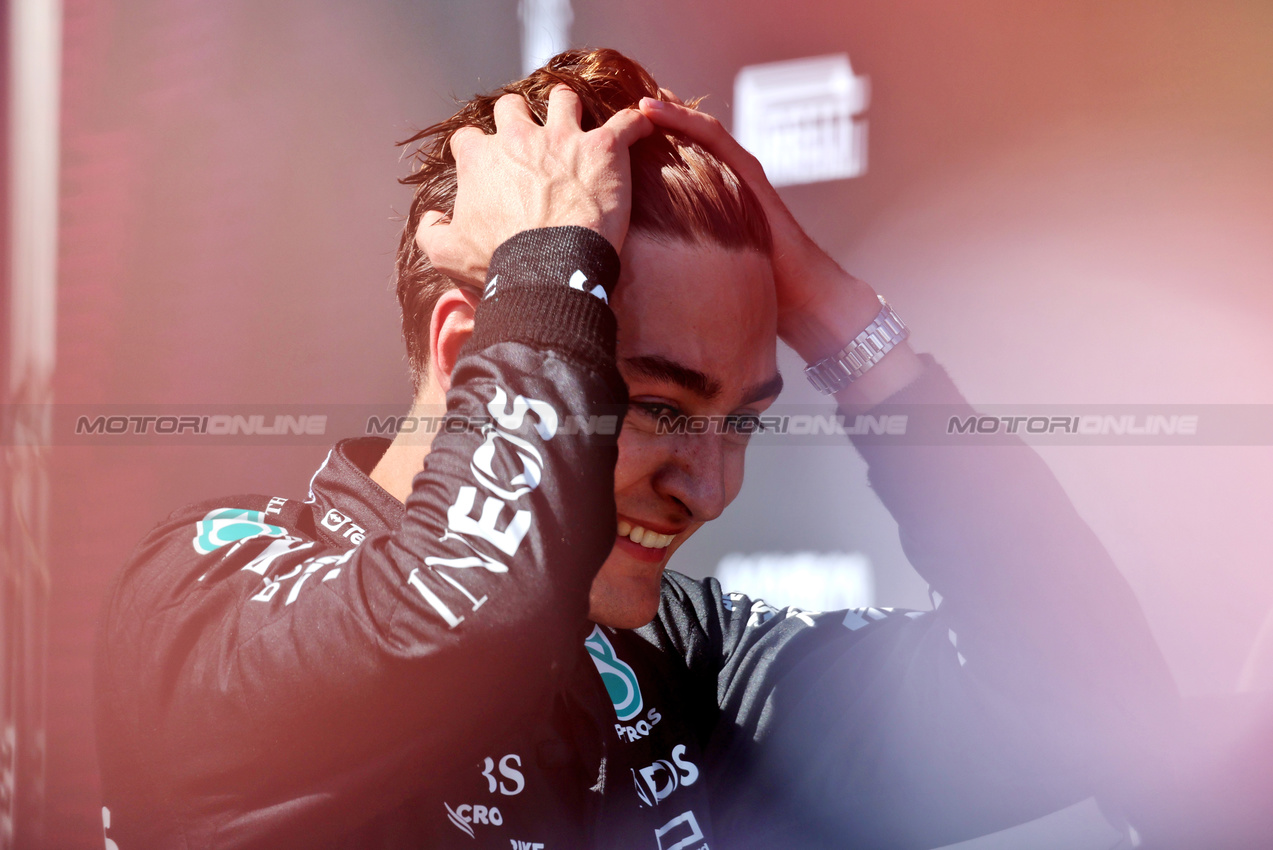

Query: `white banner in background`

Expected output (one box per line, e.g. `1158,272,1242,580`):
735,54,869,187
715,551,873,612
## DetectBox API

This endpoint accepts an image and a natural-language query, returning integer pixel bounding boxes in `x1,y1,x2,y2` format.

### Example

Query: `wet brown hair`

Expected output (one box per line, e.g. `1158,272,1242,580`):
395,48,772,391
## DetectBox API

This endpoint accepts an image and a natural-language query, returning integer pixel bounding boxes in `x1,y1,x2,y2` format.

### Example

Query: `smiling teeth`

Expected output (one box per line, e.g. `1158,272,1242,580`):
616,520,675,549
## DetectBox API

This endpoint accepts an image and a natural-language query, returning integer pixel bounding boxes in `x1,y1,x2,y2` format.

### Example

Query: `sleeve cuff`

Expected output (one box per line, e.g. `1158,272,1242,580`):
462,227,621,369
486,226,620,300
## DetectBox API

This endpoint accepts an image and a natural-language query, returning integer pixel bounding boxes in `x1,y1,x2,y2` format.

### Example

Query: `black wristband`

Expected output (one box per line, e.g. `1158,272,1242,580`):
484,226,620,301
461,227,622,370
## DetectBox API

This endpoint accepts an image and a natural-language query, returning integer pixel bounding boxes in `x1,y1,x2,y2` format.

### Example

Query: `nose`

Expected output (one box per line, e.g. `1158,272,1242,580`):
650,433,731,523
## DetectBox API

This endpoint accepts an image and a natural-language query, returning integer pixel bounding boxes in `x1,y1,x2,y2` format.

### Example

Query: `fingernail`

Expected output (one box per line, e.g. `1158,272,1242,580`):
640,97,664,111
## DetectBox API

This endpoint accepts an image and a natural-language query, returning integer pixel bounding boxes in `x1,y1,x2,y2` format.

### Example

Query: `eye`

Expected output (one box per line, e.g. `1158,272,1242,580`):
724,413,766,435
625,401,686,435
630,401,682,421
721,412,767,446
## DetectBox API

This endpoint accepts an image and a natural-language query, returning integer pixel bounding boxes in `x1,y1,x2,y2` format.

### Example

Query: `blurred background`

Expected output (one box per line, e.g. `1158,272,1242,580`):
4,0,1273,846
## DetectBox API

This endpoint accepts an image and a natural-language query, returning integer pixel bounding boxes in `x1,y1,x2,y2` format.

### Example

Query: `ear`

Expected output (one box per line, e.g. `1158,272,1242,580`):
427,287,480,394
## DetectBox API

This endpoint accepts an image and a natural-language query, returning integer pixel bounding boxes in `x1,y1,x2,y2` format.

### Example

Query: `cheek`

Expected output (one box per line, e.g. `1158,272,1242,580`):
614,427,662,492
724,446,747,504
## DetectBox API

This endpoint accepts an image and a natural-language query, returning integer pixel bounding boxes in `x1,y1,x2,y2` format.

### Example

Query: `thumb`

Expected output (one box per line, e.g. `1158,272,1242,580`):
416,209,485,284
414,209,451,261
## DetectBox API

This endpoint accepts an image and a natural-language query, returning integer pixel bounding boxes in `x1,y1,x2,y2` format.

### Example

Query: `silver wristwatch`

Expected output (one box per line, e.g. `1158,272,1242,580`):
804,295,909,394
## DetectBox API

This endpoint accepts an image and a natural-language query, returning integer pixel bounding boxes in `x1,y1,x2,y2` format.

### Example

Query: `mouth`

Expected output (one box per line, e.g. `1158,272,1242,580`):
614,518,680,563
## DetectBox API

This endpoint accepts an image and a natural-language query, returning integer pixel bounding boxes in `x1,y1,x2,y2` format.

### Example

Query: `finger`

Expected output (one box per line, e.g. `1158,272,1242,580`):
545,84,583,131
641,96,779,212
638,97,766,184
447,125,485,161
639,97,729,148
656,87,684,105
492,92,534,131
414,209,451,258
602,107,655,149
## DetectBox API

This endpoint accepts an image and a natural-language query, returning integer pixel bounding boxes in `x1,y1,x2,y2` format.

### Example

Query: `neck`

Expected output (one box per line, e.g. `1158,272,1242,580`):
369,396,440,504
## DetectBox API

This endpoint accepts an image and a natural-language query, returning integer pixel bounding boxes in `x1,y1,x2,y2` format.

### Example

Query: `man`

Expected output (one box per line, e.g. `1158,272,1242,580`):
95,49,1174,849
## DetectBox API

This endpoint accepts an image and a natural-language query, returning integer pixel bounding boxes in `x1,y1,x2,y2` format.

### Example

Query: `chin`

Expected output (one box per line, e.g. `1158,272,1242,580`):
587,569,664,629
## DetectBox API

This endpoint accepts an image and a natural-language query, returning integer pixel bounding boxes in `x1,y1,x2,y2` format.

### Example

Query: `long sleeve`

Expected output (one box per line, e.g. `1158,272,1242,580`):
95,227,628,849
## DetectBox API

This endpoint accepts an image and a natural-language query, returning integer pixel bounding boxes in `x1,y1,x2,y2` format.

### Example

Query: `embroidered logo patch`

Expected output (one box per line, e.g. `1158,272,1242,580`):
585,625,644,721
192,508,286,554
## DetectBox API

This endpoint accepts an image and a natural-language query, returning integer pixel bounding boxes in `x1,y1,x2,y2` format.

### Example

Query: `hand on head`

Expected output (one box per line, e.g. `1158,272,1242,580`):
638,96,895,382
415,85,653,286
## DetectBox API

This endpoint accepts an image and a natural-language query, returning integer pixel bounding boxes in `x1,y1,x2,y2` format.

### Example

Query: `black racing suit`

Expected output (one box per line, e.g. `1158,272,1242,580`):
95,227,1176,849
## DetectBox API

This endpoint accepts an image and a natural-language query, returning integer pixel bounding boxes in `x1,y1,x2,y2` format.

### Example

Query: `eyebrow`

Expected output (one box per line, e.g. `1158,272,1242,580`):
742,372,785,405
623,355,783,406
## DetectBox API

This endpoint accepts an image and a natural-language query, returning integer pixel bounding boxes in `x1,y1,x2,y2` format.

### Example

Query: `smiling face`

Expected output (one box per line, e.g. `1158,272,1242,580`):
588,234,781,628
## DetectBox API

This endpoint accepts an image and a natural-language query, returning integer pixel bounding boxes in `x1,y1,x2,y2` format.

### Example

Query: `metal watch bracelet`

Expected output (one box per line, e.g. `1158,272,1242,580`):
803,295,909,395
